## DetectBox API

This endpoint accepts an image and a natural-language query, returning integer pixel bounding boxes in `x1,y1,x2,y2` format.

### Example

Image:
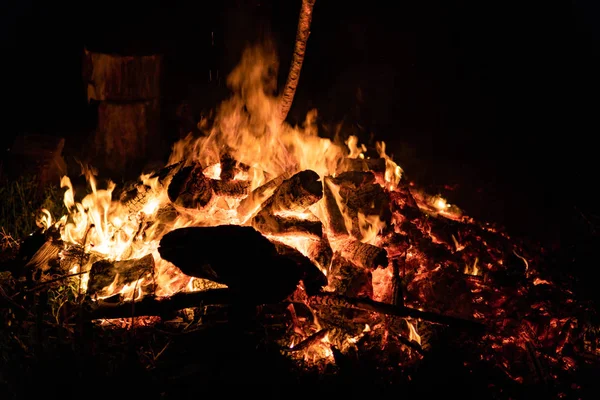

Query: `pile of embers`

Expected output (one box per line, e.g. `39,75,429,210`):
4,150,599,398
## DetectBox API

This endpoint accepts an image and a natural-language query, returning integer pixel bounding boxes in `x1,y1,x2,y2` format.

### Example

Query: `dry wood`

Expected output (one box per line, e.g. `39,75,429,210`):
276,0,316,124
307,293,485,332
87,254,155,297
339,239,388,269
167,163,213,209
236,170,296,219
252,211,323,239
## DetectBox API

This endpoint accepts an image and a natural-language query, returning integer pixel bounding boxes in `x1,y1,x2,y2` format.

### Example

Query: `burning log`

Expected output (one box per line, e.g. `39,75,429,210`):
252,211,323,239
259,170,323,214
338,158,387,174
323,176,349,236
218,151,250,181
158,226,317,303
339,240,388,270
282,329,329,352
236,170,296,219
211,179,250,198
328,254,373,298
167,163,213,208
87,254,155,297
306,235,334,272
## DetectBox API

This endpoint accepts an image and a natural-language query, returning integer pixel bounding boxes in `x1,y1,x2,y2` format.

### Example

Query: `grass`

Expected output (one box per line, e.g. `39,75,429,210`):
0,174,66,241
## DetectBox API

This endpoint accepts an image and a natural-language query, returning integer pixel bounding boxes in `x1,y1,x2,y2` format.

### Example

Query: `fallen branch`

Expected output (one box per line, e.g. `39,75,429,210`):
307,293,485,332
85,288,232,320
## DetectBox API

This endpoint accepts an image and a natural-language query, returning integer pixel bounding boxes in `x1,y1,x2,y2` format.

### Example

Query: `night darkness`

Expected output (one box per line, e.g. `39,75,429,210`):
2,1,600,291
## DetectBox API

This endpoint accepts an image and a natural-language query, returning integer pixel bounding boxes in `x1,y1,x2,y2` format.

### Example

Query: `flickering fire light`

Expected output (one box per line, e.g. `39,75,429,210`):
28,44,594,390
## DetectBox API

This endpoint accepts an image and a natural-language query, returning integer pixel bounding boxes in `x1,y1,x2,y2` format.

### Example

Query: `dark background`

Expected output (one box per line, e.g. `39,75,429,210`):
1,0,599,250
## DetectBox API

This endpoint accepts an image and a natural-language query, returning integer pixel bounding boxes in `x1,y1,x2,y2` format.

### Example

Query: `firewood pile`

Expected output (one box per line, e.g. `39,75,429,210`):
3,142,597,397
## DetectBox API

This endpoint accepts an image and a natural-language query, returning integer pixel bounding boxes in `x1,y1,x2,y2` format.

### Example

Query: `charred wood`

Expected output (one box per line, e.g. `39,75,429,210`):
306,235,334,272
211,179,250,198
338,158,386,174
329,254,373,298
252,211,323,239
329,171,376,187
218,151,250,181
338,239,388,270
87,254,155,297
167,162,213,209
323,176,349,236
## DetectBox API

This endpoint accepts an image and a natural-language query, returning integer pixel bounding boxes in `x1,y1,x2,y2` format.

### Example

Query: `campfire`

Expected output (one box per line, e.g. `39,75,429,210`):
2,34,597,399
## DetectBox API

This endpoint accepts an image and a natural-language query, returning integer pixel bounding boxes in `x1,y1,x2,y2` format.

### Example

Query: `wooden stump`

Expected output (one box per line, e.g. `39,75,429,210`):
83,49,163,178
4,134,67,190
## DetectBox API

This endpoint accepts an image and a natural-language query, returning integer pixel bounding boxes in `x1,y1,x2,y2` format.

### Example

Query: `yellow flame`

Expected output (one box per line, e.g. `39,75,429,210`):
464,257,480,276
358,212,386,244
406,319,421,345
48,43,401,302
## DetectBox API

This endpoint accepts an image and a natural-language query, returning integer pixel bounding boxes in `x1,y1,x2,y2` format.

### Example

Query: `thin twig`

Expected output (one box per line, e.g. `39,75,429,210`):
25,271,87,292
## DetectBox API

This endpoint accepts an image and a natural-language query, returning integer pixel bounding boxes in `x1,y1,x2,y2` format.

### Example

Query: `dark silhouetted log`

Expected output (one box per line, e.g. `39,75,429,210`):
167,163,213,209
260,170,323,214
339,240,388,269
252,211,323,239
158,226,307,303
236,170,296,219
211,179,250,198
271,241,327,295
86,288,232,320
87,254,155,297
307,293,485,332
